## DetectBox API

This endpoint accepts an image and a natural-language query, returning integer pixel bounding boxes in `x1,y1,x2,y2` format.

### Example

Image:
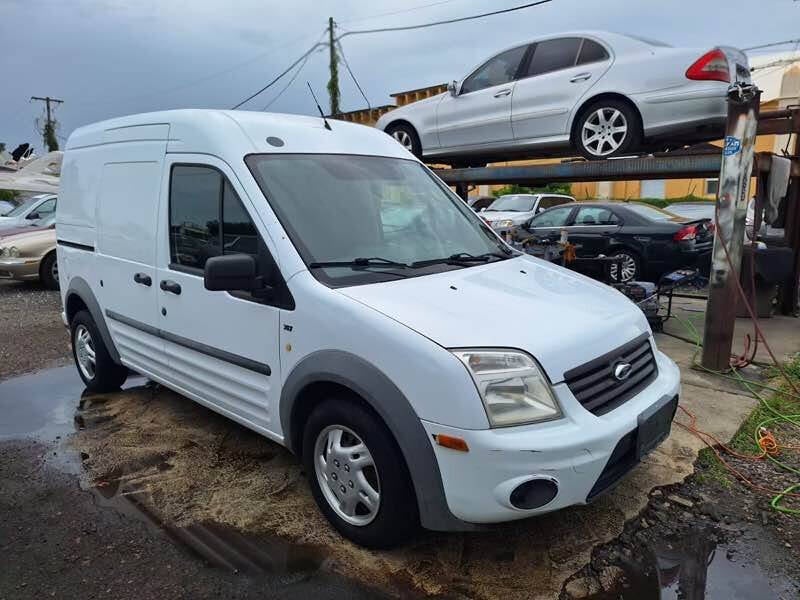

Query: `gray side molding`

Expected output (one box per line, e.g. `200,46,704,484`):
65,277,121,364
280,350,475,532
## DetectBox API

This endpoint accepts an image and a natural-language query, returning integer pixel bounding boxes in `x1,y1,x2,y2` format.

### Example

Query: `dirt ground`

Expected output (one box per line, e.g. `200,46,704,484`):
0,280,71,380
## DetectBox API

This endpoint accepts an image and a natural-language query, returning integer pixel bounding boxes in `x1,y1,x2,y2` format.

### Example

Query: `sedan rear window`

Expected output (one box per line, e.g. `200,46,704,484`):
526,37,582,77
577,39,609,65
625,203,685,222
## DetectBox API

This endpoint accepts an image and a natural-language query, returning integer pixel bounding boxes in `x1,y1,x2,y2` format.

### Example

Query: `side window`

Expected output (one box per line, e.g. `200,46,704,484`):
525,37,582,77
36,198,57,215
531,206,573,227
576,39,609,65
538,196,571,211
460,45,528,94
574,206,620,226
169,165,222,270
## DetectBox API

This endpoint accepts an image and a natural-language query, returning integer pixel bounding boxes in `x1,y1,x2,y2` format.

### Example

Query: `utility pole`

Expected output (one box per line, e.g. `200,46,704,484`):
701,84,761,371
30,95,64,152
327,17,340,116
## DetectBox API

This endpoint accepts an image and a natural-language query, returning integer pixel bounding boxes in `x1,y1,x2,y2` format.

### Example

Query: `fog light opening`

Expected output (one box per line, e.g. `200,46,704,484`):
509,477,558,510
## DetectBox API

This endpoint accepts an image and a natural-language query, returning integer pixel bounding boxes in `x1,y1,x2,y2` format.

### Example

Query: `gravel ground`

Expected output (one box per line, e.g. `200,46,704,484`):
0,280,70,380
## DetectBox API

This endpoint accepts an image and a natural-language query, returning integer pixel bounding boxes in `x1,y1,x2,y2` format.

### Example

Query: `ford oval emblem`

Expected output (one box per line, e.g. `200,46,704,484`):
613,362,633,381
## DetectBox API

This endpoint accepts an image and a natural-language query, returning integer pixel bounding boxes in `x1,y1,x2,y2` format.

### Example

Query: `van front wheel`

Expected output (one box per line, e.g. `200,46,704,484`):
70,310,128,392
302,397,418,548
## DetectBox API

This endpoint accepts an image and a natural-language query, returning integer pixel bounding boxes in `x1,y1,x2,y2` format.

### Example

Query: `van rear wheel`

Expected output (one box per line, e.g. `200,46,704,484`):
70,310,128,392
302,397,418,548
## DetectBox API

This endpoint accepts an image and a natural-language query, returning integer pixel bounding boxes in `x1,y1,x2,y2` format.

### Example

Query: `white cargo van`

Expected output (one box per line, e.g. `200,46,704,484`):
57,110,680,548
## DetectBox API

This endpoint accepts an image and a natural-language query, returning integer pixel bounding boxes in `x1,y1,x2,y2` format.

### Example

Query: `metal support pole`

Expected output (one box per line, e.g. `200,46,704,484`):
455,183,469,202
701,85,761,371
778,112,800,315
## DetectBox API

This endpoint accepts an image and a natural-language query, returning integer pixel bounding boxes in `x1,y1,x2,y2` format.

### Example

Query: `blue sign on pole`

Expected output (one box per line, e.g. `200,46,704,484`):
723,136,741,156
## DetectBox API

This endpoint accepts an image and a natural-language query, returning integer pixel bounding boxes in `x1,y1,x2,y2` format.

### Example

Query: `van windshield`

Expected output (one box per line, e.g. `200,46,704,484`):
246,154,512,286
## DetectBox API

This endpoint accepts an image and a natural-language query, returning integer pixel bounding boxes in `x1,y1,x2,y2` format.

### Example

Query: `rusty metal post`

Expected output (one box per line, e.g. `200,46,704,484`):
701,84,761,371
454,182,469,202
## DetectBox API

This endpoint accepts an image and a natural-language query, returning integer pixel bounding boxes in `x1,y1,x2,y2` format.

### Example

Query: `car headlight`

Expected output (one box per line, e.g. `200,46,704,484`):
0,246,19,258
453,349,561,427
492,219,514,229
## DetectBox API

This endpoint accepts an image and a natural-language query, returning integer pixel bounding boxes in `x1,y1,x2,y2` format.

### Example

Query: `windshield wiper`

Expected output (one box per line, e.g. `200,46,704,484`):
411,252,510,268
307,257,411,269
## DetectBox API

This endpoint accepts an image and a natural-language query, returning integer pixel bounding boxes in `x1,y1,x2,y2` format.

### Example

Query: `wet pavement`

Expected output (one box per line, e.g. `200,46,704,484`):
0,366,387,600
2,365,798,599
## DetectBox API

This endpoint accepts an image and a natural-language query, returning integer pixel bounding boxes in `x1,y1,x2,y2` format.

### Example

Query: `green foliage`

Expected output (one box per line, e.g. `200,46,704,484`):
0,142,5,153
695,447,731,487
0,189,18,201
729,354,800,454
492,182,573,197
43,121,59,152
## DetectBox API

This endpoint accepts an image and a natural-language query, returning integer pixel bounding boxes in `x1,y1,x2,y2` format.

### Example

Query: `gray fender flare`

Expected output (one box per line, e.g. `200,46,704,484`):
65,277,121,364
280,350,475,532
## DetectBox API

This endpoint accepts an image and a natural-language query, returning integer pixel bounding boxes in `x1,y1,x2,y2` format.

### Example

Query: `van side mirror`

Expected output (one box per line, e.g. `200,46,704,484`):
447,80,458,96
204,254,259,292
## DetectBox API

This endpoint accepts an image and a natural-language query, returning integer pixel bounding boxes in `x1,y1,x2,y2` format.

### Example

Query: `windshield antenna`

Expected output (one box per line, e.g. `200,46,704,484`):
306,82,332,130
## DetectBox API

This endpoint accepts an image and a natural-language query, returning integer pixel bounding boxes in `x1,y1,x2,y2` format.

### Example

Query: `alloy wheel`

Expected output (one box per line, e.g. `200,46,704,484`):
314,425,381,526
51,258,58,282
74,324,96,380
391,130,413,151
610,253,637,283
582,108,628,157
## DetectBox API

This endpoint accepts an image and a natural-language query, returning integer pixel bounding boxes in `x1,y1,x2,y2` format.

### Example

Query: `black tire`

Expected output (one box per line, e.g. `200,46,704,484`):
70,310,128,392
573,99,641,160
385,122,422,158
302,396,418,549
609,248,641,283
39,251,59,290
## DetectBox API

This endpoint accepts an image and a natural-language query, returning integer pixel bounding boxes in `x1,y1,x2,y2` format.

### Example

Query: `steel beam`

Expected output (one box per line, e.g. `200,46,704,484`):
435,153,797,187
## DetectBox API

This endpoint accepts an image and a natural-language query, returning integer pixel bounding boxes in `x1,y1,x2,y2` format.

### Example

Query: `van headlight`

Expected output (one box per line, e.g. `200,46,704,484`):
453,349,561,427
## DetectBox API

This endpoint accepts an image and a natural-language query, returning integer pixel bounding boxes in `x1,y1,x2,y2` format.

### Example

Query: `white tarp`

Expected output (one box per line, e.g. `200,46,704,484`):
0,150,62,193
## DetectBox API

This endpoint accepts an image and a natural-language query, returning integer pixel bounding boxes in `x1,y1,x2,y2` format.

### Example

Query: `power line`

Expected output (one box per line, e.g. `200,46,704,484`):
336,40,371,111
743,38,800,52
338,0,462,25
261,49,315,110
336,0,553,39
231,34,327,109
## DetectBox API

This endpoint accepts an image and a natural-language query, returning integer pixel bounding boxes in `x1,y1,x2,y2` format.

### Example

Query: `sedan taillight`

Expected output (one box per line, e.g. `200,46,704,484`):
686,49,730,83
674,224,698,241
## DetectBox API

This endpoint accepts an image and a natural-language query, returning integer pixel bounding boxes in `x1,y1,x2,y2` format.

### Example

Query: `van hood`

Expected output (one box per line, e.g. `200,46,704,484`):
337,255,650,382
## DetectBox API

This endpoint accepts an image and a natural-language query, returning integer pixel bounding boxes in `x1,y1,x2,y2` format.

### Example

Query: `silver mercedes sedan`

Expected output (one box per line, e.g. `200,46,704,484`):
376,31,750,164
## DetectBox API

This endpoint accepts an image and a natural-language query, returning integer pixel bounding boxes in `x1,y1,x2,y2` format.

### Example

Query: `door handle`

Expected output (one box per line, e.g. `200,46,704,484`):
133,272,152,287
493,89,512,98
159,279,181,295
570,73,592,83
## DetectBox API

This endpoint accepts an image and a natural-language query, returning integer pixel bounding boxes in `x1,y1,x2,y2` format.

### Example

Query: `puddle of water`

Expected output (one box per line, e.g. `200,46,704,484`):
0,365,343,587
0,366,85,441
587,533,794,599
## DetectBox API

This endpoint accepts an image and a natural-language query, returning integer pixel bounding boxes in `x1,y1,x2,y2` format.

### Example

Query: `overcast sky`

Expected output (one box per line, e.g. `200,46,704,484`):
2,0,798,153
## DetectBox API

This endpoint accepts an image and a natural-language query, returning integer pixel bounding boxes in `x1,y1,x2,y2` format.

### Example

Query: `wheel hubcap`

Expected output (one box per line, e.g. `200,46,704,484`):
391,130,413,151
74,324,96,380
582,108,628,157
610,253,637,282
51,259,58,281
314,425,380,526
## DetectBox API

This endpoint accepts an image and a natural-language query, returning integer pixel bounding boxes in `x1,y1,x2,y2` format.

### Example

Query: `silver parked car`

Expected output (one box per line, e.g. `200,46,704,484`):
377,31,750,163
482,193,574,233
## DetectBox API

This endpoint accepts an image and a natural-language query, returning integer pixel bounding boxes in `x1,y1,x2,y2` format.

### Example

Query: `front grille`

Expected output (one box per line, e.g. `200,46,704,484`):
564,333,657,416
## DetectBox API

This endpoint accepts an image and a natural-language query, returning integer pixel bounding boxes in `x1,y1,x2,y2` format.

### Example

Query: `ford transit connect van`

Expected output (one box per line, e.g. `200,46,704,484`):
57,110,680,548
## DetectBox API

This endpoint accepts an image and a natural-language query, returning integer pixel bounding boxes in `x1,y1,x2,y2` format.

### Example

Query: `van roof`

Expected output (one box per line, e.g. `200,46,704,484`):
65,109,412,160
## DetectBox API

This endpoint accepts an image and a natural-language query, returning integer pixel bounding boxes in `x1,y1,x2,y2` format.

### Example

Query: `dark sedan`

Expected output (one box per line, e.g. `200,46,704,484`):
512,202,714,282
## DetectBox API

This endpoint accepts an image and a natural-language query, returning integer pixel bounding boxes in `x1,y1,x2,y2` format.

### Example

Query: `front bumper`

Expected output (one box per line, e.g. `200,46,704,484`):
421,349,681,524
0,257,41,281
